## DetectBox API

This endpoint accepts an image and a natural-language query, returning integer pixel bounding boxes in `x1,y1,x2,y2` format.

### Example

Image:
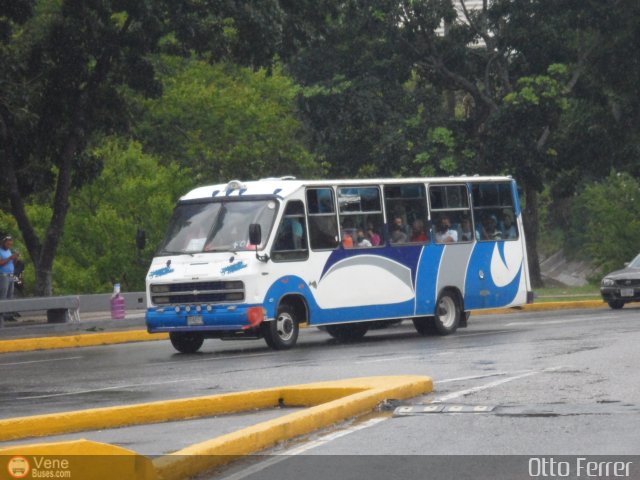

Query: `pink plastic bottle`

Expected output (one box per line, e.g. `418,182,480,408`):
110,283,126,320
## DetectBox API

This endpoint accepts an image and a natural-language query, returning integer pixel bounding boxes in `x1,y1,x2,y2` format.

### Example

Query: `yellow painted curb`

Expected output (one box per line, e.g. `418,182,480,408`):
151,376,431,480
473,300,605,316
0,376,430,480
0,377,428,443
0,439,156,480
0,330,168,354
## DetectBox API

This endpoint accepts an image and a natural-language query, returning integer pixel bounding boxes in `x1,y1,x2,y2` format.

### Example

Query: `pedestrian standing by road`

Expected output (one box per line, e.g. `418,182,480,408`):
0,235,19,303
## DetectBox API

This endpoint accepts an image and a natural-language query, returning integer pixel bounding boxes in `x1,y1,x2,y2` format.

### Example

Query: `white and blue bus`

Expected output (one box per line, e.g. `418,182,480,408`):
145,176,532,353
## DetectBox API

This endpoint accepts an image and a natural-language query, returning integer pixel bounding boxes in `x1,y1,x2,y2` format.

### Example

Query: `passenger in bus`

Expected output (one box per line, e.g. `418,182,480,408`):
342,231,354,248
434,215,458,244
356,229,372,247
501,210,517,239
393,216,410,236
460,216,474,241
410,219,429,242
390,223,407,244
480,214,502,240
367,222,381,246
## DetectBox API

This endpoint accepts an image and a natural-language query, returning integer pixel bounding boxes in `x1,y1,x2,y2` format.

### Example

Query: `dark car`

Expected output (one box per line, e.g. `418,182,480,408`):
600,253,640,309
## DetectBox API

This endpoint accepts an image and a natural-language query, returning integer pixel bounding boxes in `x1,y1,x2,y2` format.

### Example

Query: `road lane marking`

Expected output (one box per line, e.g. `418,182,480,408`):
147,352,277,366
15,377,204,400
218,418,388,480
0,356,82,367
355,355,423,364
505,315,618,327
456,330,513,338
432,366,563,403
435,371,528,384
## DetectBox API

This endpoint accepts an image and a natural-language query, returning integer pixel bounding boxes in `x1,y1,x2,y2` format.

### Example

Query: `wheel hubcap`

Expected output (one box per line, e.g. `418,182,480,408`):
276,312,295,341
437,296,456,329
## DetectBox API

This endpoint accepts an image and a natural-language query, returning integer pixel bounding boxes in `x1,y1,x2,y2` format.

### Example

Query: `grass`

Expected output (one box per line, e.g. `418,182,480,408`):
534,285,600,303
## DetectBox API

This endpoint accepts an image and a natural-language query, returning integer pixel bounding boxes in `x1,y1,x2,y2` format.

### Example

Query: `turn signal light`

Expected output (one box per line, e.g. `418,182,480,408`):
246,307,265,327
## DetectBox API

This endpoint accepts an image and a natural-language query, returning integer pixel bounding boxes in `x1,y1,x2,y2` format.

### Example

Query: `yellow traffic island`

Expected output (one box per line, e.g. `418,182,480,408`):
0,439,156,480
0,376,432,480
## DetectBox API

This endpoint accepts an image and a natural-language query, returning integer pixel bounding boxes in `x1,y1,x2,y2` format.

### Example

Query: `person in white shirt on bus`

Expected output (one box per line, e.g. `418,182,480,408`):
356,229,372,247
434,215,458,244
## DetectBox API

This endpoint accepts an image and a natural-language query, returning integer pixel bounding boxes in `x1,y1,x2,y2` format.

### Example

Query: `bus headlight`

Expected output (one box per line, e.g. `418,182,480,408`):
151,284,170,293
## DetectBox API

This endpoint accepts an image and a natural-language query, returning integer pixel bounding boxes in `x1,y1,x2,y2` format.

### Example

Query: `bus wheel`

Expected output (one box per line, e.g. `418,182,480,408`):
325,323,369,342
608,300,625,310
412,316,435,336
169,332,204,354
433,291,461,335
262,304,299,350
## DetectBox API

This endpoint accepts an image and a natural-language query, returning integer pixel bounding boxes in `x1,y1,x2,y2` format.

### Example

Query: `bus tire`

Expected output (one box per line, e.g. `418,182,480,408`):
608,300,625,310
262,304,299,350
459,311,471,328
412,316,436,336
433,291,461,335
325,323,369,342
169,332,204,354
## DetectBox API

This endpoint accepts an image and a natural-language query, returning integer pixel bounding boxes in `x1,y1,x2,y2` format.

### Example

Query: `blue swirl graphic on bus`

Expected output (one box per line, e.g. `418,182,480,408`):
221,261,247,275
149,266,174,278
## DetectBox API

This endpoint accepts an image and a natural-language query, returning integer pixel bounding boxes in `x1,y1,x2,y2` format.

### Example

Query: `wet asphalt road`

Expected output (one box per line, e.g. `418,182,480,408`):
1,307,639,462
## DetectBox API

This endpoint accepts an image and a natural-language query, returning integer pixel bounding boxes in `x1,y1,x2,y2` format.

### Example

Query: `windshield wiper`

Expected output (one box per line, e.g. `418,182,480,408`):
157,250,194,256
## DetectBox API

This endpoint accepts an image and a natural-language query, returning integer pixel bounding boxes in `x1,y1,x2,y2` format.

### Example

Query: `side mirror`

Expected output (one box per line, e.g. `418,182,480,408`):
136,229,147,250
249,224,262,246
624,262,630,267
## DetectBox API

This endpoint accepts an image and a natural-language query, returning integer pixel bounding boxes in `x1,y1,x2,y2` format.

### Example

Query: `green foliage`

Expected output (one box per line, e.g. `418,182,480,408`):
569,172,640,274
43,139,191,293
136,57,319,183
413,127,458,176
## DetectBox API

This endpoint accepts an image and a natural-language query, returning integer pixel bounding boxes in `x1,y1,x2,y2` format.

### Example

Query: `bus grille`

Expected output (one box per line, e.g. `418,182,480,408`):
150,281,245,305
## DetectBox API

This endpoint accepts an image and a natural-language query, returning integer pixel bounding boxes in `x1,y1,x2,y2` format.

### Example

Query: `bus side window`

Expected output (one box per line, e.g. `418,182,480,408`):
430,184,472,243
384,184,428,245
306,188,339,250
471,183,519,241
272,201,309,262
338,186,384,248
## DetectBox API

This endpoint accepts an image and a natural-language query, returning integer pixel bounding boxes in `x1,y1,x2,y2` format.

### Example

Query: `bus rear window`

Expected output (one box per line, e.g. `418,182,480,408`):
471,182,518,241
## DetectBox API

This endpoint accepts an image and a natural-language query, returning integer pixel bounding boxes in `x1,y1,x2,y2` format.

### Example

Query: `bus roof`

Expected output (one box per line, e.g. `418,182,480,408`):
180,176,515,201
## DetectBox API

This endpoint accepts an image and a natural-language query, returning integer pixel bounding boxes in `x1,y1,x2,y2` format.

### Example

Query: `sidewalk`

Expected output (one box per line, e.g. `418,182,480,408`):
0,310,147,340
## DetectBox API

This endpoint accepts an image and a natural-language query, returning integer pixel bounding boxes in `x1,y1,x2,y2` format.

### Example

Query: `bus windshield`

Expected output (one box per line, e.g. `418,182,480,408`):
157,199,278,255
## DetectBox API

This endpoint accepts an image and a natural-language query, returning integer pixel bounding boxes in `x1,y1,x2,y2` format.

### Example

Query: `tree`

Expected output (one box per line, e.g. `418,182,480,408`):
379,0,629,287
569,172,640,275
0,1,169,295
29,139,191,293
0,0,326,295
289,0,448,178
135,57,319,183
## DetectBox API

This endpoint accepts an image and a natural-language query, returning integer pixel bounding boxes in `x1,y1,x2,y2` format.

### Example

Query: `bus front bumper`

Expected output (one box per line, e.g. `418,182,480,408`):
145,304,265,333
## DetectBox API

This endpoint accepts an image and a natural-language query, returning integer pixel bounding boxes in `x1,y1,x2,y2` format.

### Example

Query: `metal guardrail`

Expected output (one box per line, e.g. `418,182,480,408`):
77,292,147,313
0,292,147,328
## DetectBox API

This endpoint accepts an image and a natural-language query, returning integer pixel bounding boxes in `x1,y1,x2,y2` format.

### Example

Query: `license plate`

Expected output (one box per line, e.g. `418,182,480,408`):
620,288,634,297
187,315,204,326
